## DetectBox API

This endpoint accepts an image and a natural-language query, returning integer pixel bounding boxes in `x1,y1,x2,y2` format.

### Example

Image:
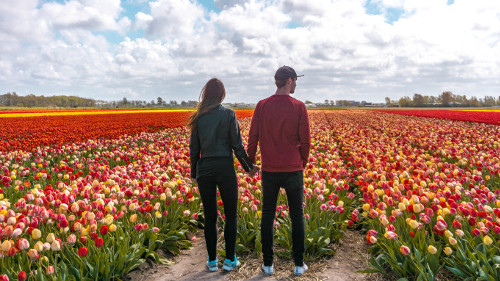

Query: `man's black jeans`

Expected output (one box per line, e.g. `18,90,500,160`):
261,170,305,266
197,158,238,262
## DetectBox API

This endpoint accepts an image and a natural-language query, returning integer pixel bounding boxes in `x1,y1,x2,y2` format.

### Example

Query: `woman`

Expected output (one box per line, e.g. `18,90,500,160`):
188,78,259,272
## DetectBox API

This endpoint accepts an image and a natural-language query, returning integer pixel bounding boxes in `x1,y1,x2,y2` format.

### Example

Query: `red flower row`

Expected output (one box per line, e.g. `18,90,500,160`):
0,110,253,152
377,110,500,125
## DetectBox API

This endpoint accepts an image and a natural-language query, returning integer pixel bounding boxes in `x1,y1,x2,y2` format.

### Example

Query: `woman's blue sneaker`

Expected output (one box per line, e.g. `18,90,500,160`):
222,256,240,271
206,259,218,272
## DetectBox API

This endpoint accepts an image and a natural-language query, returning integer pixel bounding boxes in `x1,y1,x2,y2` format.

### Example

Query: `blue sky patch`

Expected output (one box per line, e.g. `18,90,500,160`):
365,0,404,24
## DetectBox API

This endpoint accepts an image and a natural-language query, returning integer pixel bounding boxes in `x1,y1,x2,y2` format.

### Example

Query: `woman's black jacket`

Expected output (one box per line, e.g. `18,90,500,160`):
189,105,254,179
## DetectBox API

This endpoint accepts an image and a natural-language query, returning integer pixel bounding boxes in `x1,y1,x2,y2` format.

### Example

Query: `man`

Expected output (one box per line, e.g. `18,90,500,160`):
247,65,311,276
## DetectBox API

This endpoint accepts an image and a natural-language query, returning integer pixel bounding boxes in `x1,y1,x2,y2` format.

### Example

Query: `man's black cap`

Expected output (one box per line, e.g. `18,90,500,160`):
274,65,304,81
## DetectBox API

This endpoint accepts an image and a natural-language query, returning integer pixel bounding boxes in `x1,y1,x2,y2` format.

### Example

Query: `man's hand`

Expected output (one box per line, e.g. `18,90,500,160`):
249,165,260,177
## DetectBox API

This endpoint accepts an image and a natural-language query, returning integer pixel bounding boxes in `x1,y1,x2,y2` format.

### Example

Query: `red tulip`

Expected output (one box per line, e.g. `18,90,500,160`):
78,247,88,257
94,237,104,247
18,271,27,281
100,225,109,235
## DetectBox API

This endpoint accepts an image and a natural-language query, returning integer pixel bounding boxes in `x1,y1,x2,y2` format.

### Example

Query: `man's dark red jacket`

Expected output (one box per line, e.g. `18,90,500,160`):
247,95,311,172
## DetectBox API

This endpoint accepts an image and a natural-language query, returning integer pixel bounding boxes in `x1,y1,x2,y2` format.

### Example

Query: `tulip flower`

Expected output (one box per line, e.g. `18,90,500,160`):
27,249,39,261
483,235,493,246
400,245,410,255
95,237,104,247
449,237,457,245
67,234,76,244
100,225,109,235
15,238,29,250
0,275,9,281
129,214,137,223
436,220,447,231
444,247,453,256
50,240,61,251
46,233,55,243
1,240,11,252
384,231,398,240
409,220,419,229
46,266,54,275
18,271,27,281
427,245,437,254
78,246,88,257
31,228,41,239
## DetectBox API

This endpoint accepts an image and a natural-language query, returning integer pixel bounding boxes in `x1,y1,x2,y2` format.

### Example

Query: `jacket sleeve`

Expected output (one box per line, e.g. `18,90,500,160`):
247,102,260,164
229,110,254,172
298,103,311,169
189,127,201,179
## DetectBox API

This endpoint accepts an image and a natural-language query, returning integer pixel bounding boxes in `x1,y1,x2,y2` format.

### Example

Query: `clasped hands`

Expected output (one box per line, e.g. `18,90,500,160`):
249,165,260,178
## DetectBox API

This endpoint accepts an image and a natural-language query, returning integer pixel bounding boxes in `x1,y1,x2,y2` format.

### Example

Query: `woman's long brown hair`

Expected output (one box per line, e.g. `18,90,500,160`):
187,78,226,133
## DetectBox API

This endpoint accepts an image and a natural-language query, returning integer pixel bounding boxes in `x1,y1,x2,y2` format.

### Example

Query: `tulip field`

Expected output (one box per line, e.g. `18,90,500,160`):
0,108,500,281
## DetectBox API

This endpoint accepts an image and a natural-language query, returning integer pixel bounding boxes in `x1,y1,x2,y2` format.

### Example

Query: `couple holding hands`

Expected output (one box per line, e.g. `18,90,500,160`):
188,66,310,276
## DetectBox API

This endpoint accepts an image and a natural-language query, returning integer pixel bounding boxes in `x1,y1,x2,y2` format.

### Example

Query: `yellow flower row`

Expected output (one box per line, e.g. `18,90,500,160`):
0,109,192,118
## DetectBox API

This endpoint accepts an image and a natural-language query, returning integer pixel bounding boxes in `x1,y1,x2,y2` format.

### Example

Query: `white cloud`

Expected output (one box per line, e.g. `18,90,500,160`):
0,0,52,45
146,0,205,39
41,0,129,33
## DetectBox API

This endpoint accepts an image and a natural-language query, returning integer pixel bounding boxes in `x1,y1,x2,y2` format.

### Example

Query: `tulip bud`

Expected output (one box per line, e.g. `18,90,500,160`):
400,245,410,255
427,245,437,254
484,235,493,246
443,247,452,255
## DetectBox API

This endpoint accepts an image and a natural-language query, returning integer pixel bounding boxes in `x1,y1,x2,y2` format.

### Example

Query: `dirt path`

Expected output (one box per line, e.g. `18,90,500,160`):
125,230,385,281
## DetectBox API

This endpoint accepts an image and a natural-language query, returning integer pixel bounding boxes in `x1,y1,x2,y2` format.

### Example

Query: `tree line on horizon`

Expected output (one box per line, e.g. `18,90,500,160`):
385,91,500,107
0,93,198,108
2,91,499,108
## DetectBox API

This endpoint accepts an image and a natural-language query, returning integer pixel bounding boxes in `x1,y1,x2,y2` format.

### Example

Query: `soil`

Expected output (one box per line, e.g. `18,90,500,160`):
124,230,389,281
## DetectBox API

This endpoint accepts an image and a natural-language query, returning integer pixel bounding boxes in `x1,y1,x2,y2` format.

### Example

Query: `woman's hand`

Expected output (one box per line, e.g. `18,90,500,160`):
249,165,260,177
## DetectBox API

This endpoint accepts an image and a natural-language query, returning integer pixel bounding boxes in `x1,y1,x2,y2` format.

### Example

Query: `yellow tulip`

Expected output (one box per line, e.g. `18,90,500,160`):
449,237,457,245
46,233,55,243
130,214,137,223
32,228,42,240
484,235,493,246
104,216,114,225
428,245,437,254
409,220,419,229
34,241,44,252
444,247,453,256
1,240,11,251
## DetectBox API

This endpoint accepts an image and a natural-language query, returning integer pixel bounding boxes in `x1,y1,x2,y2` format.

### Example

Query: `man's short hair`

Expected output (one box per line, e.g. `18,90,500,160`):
274,66,303,88
275,79,287,88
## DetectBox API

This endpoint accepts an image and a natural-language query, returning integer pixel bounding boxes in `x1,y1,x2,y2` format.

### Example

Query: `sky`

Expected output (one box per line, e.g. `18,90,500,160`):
1,0,499,104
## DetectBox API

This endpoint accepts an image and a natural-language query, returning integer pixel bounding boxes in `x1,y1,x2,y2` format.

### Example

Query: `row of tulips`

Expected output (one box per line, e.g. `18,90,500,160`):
0,110,254,152
0,110,353,280
377,109,500,125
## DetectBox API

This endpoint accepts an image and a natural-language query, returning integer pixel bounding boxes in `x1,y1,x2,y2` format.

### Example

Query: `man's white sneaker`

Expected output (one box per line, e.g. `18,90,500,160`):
294,263,308,276
261,264,273,275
